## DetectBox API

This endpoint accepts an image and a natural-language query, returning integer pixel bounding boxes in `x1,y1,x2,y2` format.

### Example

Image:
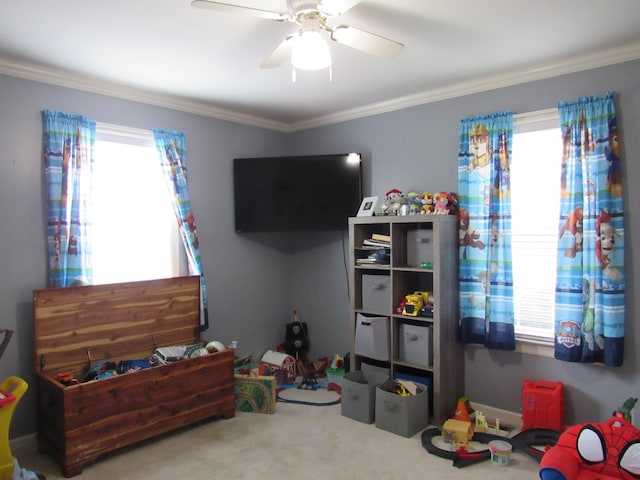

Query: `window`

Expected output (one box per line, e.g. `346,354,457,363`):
92,124,181,285
511,109,562,344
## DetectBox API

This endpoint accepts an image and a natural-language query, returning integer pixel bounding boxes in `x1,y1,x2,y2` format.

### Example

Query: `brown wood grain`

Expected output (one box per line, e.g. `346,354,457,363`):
33,276,235,477
33,276,201,377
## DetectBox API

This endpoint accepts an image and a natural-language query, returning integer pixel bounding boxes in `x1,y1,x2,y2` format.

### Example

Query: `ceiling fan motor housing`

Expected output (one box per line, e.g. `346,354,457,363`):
287,0,321,17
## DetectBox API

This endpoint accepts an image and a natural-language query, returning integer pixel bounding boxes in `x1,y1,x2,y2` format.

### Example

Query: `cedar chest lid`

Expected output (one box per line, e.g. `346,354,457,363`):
33,275,202,375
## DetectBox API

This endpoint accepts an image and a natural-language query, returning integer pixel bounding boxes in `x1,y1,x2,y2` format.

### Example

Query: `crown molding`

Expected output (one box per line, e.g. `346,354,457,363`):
2,41,639,133
290,42,640,131
0,58,291,132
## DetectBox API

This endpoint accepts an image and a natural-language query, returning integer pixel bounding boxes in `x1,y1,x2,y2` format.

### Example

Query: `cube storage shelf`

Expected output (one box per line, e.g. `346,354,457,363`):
348,215,464,424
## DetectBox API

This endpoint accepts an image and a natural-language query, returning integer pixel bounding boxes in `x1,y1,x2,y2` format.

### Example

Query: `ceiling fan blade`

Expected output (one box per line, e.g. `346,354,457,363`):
260,35,296,68
191,0,288,21
331,25,404,59
318,0,362,16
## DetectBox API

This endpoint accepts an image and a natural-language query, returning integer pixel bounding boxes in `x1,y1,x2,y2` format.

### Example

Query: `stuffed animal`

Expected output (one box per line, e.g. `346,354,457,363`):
420,192,434,214
406,192,422,215
433,192,450,214
444,192,458,215
539,408,640,480
432,191,458,215
380,188,404,215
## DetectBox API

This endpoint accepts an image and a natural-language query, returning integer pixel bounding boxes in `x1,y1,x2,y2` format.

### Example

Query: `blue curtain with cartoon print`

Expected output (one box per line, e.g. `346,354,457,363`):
458,111,515,350
153,129,209,331
42,109,96,288
554,92,625,366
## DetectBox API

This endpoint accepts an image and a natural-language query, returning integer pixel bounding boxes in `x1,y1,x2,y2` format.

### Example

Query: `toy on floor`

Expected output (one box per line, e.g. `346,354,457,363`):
522,379,565,432
441,419,473,449
421,426,560,468
298,375,319,391
452,396,473,421
278,309,318,377
324,354,345,391
422,395,560,468
539,397,640,480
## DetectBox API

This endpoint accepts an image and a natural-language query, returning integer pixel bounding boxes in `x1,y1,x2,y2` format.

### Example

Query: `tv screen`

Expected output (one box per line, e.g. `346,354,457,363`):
233,153,363,232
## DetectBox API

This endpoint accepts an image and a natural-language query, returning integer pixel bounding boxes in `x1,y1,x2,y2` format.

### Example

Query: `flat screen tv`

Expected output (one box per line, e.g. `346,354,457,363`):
233,153,363,232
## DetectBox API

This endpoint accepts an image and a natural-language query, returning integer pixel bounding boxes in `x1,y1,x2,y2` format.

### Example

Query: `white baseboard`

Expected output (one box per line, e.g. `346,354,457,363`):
470,402,522,433
9,433,37,455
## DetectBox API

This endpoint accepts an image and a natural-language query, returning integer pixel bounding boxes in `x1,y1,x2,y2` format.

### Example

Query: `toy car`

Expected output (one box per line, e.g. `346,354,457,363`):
402,293,424,316
402,291,433,316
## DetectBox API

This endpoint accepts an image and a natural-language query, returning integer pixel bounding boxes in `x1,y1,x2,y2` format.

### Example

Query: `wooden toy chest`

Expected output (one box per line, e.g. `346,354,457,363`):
33,275,235,477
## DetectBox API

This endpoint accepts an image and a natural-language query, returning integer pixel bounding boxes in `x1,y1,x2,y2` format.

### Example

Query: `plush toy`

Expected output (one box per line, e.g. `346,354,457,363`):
380,188,404,215
420,192,434,214
406,192,422,215
539,406,640,480
444,192,458,214
329,354,344,371
433,192,450,214
432,191,458,215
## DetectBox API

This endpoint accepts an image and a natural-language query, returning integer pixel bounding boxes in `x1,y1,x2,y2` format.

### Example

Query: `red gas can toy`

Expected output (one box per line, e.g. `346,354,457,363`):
522,379,564,432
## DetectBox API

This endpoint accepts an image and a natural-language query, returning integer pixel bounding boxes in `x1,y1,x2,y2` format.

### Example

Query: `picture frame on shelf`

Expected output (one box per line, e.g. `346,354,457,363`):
357,196,378,217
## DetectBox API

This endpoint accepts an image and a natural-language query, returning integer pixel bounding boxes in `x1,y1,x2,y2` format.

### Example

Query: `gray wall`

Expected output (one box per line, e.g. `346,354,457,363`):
288,59,640,427
0,74,294,437
0,58,638,438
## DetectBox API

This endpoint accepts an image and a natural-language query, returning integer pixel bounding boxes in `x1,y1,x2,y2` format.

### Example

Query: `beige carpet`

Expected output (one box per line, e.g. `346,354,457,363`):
13,401,542,479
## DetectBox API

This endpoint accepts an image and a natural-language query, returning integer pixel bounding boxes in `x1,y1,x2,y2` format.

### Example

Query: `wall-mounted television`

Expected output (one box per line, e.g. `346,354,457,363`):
233,153,363,232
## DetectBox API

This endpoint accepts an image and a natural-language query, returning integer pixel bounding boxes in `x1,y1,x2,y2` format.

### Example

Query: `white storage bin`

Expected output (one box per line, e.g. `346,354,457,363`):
354,314,390,361
398,323,433,367
406,229,434,268
361,274,391,313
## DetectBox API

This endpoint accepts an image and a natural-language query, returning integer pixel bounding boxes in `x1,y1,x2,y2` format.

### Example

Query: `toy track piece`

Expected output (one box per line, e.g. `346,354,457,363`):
510,428,561,461
421,428,491,467
422,428,459,461
421,427,560,469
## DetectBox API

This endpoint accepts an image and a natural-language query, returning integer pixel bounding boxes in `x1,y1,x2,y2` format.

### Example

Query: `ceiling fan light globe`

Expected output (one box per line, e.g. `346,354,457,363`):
291,31,332,70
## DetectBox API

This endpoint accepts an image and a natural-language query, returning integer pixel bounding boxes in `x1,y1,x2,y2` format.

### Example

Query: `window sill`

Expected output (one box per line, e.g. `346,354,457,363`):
515,337,554,358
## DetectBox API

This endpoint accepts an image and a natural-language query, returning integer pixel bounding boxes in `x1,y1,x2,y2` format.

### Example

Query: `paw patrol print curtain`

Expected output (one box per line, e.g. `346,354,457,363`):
457,111,515,350
42,110,96,288
153,129,209,331
555,92,625,366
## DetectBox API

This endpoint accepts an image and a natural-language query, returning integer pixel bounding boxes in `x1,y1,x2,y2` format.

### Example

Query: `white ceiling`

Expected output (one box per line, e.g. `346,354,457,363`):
2,0,640,132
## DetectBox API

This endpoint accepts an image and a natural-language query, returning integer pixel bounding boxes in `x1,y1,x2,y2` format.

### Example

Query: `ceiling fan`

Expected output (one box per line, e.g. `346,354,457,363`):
191,0,404,71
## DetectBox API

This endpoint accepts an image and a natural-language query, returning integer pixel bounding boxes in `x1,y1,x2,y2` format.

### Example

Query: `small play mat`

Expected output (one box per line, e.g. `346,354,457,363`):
276,383,341,406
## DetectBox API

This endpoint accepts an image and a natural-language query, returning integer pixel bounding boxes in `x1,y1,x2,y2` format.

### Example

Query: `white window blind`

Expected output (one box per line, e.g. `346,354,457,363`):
511,110,562,342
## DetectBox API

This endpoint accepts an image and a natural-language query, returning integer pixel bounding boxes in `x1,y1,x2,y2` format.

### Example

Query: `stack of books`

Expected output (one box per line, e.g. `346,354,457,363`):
357,233,391,265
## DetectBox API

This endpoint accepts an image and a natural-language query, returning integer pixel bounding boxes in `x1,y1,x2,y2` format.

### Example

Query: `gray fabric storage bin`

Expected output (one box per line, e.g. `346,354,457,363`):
375,378,429,438
341,371,389,424
361,274,391,313
361,361,391,378
398,323,433,367
354,314,390,361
